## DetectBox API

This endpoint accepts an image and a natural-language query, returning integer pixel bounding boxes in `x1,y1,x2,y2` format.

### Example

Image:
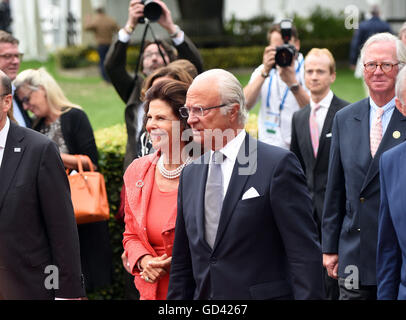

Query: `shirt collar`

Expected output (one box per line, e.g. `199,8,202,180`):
212,130,246,164
0,117,11,149
310,90,334,110
369,96,396,113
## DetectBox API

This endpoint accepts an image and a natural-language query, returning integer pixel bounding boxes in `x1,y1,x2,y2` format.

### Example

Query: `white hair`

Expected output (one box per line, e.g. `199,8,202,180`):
360,32,399,64
396,65,406,104
193,69,247,125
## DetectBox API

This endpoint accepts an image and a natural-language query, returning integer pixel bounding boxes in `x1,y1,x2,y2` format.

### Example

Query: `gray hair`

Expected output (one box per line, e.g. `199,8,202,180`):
193,69,248,125
399,22,406,39
396,65,406,104
360,32,399,64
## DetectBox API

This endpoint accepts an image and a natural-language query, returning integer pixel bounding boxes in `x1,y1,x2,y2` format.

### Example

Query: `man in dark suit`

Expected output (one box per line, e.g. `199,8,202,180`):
376,66,406,300
0,71,85,299
167,69,324,300
105,0,203,169
322,33,406,300
291,48,349,299
0,31,31,128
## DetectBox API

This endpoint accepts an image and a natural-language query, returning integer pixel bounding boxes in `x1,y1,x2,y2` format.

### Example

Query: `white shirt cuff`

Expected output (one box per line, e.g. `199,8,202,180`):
171,30,185,46
118,28,131,43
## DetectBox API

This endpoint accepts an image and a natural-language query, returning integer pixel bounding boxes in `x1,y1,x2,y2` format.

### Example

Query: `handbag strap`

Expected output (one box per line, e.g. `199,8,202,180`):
74,155,94,173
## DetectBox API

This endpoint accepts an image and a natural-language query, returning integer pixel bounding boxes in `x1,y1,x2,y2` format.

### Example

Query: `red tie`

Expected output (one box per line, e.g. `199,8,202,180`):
370,107,384,158
309,104,321,158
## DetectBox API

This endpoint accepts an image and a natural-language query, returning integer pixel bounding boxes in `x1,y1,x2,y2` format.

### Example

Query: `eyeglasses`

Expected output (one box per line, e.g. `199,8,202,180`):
0,53,24,61
20,90,34,105
179,103,230,118
364,62,399,73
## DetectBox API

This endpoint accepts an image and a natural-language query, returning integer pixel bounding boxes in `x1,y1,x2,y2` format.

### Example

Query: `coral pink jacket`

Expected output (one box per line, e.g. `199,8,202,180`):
122,152,177,300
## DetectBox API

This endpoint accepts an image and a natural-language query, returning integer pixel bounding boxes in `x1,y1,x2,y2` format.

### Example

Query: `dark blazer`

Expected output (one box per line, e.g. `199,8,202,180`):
105,36,203,169
13,95,32,128
377,141,406,299
322,98,406,285
34,108,113,292
0,122,85,299
167,134,324,300
291,95,349,232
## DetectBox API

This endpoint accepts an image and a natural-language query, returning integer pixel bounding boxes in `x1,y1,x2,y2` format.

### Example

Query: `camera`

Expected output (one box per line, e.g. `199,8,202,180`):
275,19,297,67
138,0,162,23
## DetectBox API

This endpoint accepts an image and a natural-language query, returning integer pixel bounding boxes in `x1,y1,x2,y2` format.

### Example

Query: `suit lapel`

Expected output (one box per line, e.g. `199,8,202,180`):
361,107,406,192
315,96,340,167
212,134,257,252
0,122,25,211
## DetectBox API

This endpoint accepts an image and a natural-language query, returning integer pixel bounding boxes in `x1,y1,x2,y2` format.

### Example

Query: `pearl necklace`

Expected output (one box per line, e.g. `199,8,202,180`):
157,155,193,179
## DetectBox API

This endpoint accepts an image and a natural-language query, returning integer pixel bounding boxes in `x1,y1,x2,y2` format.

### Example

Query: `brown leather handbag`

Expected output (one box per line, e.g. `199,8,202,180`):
68,155,110,224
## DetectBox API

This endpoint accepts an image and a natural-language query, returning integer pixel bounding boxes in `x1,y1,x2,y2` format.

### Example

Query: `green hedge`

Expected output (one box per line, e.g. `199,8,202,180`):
87,124,126,300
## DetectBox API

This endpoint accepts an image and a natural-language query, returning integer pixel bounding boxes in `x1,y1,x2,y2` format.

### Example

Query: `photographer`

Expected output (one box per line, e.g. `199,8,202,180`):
105,0,203,169
244,21,309,149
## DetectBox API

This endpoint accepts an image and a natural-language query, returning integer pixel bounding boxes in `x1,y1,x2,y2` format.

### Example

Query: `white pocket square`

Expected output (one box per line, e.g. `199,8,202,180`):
242,187,260,200
326,132,332,138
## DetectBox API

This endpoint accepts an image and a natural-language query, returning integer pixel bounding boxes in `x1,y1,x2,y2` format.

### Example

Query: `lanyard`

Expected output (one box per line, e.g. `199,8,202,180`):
266,57,304,111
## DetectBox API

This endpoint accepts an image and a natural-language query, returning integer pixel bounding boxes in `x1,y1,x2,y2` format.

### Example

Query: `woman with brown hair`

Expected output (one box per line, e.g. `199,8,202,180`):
122,79,196,300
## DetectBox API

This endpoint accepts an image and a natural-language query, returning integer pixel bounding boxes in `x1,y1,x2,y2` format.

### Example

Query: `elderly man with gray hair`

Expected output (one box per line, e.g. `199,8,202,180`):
322,33,406,300
167,68,324,300
376,64,406,300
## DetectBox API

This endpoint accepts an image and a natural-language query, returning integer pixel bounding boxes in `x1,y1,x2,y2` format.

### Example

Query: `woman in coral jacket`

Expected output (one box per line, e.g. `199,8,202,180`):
122,79,196,300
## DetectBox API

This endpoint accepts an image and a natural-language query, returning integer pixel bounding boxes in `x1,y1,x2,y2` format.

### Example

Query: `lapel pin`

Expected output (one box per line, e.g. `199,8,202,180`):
393,131,401,139
136,180,144,188
14,147,21,153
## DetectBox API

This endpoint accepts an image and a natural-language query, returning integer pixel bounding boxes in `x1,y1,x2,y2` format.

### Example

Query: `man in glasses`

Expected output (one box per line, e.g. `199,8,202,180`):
322,33,406,300
0,31,30,128
168,69,324,300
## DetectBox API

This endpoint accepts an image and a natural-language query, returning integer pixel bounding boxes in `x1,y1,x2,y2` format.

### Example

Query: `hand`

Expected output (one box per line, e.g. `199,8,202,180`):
277,57,297,87
121,251,132,274
262,45,276,74
140,254,172,284
127,0,144,29
323,254,339,279
155,0,176,34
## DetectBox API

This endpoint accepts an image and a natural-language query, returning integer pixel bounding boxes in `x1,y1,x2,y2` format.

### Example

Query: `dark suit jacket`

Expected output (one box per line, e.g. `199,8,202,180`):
291,95,349,233
105,36,203,169
322,98,406,285
0,122,85,299
13,95,32,128
167,134,324,300
377,141,406,299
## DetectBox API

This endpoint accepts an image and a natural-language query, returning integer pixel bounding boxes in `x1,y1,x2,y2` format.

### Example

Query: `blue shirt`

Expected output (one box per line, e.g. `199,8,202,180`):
369,97,396,136
11,85,27,127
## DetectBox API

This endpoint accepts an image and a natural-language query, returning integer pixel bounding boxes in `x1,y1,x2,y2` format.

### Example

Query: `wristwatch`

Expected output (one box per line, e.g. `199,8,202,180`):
289,83,300,93
169,24,181,38
261,70,269,78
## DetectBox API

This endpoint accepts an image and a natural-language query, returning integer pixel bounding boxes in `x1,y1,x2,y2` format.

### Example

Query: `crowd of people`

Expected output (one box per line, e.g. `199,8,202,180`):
1,0,406,301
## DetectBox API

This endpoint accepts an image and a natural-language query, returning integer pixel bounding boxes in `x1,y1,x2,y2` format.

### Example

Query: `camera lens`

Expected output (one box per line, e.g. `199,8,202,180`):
275,45,295,67
144,0,162,22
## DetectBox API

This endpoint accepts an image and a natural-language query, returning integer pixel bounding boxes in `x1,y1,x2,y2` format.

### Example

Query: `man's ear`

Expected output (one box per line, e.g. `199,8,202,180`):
395,97,406,116
229,103,240,123
1,94,12,114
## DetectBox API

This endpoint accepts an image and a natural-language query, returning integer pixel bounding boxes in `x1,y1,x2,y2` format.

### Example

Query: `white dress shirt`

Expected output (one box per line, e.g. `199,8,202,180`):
310,90,334,137
0,117,10,167
208,130,246,200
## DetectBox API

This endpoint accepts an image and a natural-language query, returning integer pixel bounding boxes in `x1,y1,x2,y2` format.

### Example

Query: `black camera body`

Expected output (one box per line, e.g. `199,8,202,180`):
275,19,297,67
138,0,162,23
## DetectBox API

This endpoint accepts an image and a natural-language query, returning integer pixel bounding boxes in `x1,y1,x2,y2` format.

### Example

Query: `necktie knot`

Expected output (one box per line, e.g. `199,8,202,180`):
212,151,225,165
376,107,385,119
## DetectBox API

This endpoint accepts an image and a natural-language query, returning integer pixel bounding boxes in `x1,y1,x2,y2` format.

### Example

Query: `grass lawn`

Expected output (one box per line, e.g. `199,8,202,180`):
20,59,366,131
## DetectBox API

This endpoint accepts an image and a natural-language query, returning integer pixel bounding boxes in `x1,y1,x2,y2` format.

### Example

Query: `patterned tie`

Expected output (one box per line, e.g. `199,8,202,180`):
309,104,321,158
370,107,385,158
204,151,224,249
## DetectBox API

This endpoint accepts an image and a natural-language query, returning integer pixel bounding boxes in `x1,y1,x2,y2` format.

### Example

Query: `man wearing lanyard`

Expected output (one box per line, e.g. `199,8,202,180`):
244,22,309,150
